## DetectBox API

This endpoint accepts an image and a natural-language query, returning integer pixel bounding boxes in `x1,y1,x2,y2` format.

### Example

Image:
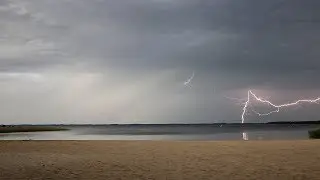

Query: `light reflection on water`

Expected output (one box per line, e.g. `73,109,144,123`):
242,132,249,141
0,124,318,141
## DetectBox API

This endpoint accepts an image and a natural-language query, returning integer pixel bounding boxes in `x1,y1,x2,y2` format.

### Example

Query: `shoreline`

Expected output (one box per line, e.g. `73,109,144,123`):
0,140,319,179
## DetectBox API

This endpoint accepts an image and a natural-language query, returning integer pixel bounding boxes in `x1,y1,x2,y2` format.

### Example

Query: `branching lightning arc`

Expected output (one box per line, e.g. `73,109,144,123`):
241,90,320,123
184,71,195,86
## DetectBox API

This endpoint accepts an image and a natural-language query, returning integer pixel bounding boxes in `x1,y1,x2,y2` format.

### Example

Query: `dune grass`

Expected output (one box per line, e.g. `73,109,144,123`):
308,128,320,139
0,125,68,133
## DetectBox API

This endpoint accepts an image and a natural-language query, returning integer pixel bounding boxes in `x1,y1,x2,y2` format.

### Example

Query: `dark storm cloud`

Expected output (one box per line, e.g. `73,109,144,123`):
2,0,320,76
76,0,320,71
80,0,320,90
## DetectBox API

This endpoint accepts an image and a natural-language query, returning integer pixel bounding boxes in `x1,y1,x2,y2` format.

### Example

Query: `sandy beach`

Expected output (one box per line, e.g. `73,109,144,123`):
0,141,319,180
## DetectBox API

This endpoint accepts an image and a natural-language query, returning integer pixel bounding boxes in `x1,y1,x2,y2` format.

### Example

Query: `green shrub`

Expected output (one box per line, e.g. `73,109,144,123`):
309,128,320,139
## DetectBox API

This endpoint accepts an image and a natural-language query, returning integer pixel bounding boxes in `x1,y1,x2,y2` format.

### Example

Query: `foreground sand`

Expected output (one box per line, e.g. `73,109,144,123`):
0,141,320,180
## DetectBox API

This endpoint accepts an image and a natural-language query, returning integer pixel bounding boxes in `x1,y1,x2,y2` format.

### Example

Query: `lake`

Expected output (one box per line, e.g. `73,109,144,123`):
0,124,319,140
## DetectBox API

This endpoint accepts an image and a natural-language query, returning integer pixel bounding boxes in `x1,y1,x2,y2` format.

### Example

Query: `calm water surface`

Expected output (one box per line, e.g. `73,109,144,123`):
0,124,319,140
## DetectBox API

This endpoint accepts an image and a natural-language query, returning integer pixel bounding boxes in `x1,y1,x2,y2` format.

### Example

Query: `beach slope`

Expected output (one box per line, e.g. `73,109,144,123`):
0,141,319,180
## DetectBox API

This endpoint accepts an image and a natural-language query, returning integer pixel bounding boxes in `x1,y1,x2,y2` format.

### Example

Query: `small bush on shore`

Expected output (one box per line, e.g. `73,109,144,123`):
309,128,320,139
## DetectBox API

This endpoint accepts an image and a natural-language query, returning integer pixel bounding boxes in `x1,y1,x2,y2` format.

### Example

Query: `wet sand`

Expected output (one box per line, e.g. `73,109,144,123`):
0,141,319,180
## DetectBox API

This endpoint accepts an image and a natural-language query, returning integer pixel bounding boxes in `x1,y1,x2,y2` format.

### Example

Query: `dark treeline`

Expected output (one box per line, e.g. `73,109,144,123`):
2,120,320,127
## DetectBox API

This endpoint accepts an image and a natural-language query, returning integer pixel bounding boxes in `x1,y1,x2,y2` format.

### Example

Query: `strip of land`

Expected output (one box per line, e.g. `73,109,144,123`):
0,141,319,180
0,125,68,133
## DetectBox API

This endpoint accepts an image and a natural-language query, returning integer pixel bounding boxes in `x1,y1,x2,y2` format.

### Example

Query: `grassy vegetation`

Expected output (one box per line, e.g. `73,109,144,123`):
308,128,320,139
0,125,68,133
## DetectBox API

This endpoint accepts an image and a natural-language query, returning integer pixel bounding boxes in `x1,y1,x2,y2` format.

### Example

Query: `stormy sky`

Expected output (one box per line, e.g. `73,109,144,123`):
1,0,320,124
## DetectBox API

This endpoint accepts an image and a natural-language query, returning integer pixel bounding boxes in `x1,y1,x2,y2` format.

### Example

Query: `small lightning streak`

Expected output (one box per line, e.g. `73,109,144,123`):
241,90,320,123
184,71,195,86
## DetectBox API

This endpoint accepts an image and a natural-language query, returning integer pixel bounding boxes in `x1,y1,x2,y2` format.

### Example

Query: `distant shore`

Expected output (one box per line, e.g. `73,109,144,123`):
7,120,319,127
0,125,68,133
0,141,319,180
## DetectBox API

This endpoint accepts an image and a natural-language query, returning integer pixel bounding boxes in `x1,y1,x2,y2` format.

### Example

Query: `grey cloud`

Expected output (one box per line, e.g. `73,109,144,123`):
1,0,320,124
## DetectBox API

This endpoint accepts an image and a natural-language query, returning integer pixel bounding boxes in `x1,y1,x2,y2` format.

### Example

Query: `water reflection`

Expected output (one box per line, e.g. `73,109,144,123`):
242,132,249,141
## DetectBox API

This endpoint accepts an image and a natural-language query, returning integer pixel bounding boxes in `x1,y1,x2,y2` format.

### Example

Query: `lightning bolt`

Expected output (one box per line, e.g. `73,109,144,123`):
184,71,195,86
241,90,320,123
